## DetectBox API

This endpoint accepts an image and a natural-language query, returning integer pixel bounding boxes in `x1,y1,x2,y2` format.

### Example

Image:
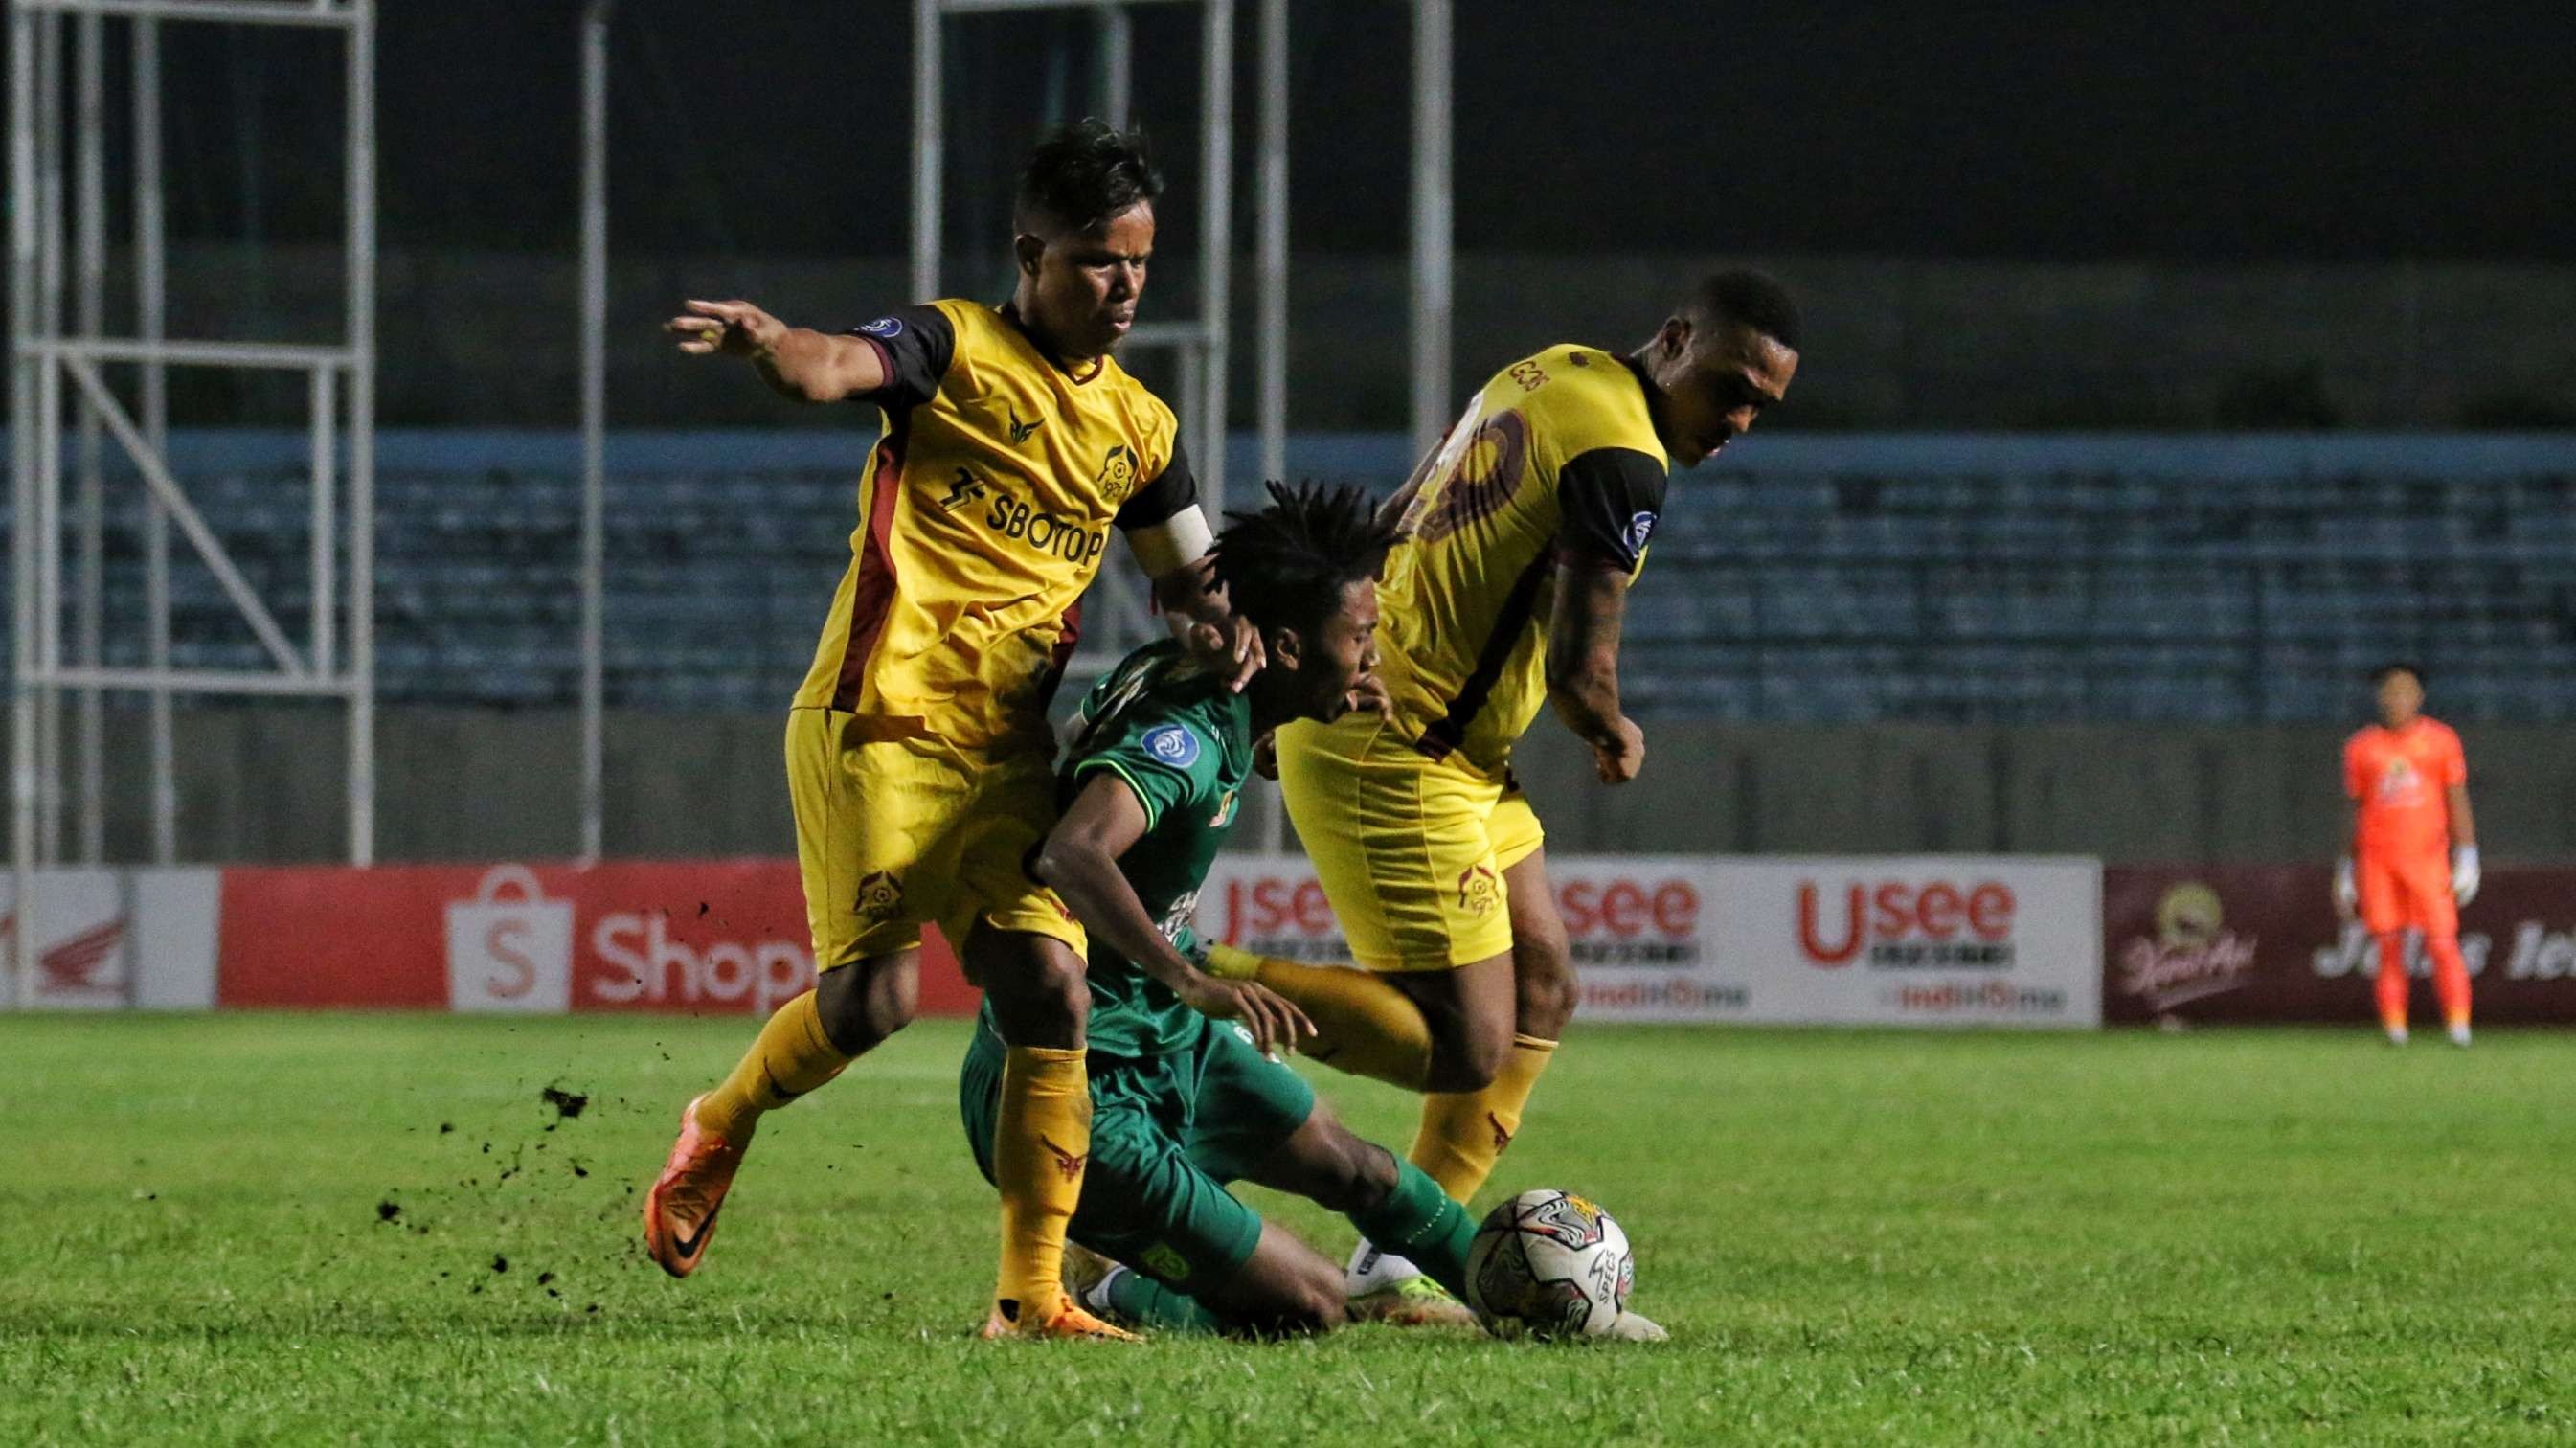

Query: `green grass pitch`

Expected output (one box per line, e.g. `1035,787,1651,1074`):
11,1013,2576,1444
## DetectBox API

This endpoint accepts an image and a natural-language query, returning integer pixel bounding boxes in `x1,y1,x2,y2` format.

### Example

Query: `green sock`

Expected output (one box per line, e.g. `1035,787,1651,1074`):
1348,1161,1478,1301
1102,1266,1229,1334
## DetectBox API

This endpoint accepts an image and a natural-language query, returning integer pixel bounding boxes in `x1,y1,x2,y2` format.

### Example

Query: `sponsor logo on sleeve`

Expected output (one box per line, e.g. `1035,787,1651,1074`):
1142,723,1202,769
1626,510,1660,554
859,316,904,338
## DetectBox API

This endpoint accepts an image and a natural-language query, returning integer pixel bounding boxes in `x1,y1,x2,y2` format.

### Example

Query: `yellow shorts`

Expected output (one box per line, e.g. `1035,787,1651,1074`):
784,707,1086,969
1273,714,1544,972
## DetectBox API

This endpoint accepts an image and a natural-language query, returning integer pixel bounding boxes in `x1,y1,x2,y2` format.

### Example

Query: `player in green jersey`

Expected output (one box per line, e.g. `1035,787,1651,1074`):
958,483,1484,1334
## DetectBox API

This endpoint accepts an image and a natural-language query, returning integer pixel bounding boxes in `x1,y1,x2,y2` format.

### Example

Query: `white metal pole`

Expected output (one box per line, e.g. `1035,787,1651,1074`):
346,0,376,866
1409,0,1453,462
309,366,335,675
911,0,943,304
1097,4,1131,129
75,7,103,865
36,7,64,867
72,8,103,855
1198,0,1233,516
136,14,174,865
1254,0,1286,490
11,2,40,993
1254,0,1288,856
579,0,611,863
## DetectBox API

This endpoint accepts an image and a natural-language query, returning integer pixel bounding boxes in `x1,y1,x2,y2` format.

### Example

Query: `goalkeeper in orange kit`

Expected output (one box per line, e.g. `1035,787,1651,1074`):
2335,663,2480,1047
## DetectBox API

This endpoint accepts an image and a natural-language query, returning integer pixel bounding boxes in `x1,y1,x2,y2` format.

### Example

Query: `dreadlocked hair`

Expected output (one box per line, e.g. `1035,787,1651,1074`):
1209,481,1400,643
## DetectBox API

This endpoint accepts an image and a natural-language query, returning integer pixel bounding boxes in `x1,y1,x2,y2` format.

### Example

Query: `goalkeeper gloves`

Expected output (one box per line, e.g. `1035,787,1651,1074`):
2452,845,2481,906
2333,857,2359,920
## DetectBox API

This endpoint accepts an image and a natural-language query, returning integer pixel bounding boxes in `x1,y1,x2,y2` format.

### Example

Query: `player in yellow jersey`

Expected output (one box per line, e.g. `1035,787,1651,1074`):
641,123,1253,1341
1214,270,1800,1314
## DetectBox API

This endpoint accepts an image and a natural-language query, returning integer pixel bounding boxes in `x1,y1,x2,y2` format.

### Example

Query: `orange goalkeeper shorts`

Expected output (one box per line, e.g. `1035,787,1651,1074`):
2356,848,2455,938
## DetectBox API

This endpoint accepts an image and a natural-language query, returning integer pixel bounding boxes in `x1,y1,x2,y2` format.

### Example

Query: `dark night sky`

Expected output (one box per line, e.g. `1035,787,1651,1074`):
69,0,2576,261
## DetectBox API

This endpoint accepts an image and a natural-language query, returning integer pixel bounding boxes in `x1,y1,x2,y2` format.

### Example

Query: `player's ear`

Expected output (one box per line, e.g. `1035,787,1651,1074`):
1012,232,1046,277
1658,314,1693,361
1267,624,1302,672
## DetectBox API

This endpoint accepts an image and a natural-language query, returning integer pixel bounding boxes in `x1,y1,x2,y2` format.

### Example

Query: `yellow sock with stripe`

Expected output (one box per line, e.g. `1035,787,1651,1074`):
992,1045,1092,1324
696,987,851,1143
1409,1033,1557,1203
1205,942,1434,1090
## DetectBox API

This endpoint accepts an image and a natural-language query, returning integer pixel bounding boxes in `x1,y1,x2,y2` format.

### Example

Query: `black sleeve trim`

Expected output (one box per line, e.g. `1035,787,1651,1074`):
842,305,957,411
1555,446,1669,571
1116,438,1201,531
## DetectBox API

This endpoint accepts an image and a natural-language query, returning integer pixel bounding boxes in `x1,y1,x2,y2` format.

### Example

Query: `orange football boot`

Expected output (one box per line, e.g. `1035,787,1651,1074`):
979,1292,1143,1343
642,1094,743,1278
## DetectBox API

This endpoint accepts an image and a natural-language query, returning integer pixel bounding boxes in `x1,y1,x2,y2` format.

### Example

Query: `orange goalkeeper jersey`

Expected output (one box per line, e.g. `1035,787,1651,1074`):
792,299,1196,752
2344,716,2466,860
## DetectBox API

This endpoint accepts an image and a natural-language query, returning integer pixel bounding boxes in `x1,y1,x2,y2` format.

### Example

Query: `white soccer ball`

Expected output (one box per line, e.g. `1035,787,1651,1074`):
1463,1188,1636,1340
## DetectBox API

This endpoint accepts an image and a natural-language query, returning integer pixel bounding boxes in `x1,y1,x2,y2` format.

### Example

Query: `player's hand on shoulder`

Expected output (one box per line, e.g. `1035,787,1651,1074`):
667,298,786,358
1347,674,1395,724
1593,715,1646,784
1175,975,1314,1057
1185,614,1265,693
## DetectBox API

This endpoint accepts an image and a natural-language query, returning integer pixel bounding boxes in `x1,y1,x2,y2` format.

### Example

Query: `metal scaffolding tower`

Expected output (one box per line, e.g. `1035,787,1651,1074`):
906,0,1451,673
8,0,378,989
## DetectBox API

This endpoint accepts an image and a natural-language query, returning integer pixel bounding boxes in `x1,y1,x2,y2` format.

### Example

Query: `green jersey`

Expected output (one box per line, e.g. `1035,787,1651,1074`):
978,639,1253,1058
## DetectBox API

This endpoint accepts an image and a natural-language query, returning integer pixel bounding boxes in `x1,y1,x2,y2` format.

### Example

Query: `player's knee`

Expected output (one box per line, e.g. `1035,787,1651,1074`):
974,935,1090,1047
814,956,916,1054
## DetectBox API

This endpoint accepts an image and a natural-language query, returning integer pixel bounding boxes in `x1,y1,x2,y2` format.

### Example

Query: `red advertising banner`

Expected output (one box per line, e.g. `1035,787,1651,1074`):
216,860,974,1016
2103,865,2576,1026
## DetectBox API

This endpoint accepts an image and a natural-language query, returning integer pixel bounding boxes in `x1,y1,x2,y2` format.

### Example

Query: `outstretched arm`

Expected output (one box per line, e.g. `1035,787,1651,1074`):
667,298,887,404
1546,562,1644,783
1034,774,1313,1053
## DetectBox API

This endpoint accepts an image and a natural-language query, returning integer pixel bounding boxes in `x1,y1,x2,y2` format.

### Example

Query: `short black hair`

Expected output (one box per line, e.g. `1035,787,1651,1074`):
1685,267,1801,351
1210,482,1400,643
2371,661,2425,687
1014,120,1164,236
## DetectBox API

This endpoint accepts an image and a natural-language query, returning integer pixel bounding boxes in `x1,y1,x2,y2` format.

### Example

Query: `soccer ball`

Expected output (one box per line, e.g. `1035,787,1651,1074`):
1463,1188,1635,1340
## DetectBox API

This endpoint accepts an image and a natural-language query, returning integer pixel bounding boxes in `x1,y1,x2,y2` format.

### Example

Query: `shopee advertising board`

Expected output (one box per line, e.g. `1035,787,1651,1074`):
1196,854,2103,1029
213,861,973,1016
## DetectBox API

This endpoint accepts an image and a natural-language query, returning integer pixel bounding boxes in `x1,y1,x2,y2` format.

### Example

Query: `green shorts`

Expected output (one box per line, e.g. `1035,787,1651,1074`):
960,1018,1316,1290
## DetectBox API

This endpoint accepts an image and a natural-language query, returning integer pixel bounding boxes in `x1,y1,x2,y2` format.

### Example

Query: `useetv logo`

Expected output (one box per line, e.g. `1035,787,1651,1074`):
1796,877,2016,969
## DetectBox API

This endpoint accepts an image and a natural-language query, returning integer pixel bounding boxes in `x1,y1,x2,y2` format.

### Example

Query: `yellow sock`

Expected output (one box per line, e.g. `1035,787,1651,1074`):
697,988,852,1142
1205,943,1435,1090
1410,1033,1557,1203
992,1045,1091,1323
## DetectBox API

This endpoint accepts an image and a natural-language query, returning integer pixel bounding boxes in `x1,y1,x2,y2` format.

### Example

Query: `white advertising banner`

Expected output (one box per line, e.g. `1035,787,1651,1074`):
1195,854,2102,1029
0,867,223,1011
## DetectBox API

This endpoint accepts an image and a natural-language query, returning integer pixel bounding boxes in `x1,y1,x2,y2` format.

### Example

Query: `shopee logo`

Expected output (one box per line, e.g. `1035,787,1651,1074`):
1558,878,1698,939
1797,880,2015,967
586,910,813,1013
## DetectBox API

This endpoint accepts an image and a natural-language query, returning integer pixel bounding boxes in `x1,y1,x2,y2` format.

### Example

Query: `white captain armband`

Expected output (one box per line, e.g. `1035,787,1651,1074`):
1124,504,1215,578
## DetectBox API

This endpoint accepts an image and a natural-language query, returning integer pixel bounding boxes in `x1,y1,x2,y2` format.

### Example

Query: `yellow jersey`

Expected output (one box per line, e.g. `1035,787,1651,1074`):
1372,344,1669,773
794,298,1196,751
